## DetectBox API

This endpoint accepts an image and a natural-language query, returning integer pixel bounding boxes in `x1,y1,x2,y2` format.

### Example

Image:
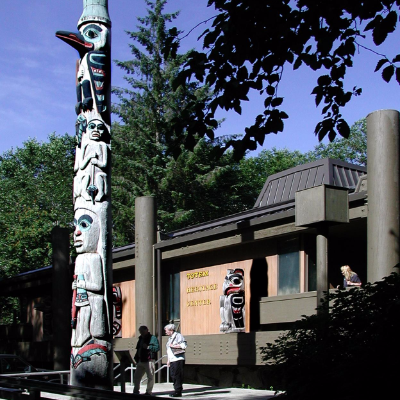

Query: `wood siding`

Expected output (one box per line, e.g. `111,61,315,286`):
180,261,252,335
120,280,136,338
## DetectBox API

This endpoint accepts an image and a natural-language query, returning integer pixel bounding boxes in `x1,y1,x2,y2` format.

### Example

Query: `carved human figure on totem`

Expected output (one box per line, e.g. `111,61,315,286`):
74,116,109,203
220,269,245,333
72,208,106,348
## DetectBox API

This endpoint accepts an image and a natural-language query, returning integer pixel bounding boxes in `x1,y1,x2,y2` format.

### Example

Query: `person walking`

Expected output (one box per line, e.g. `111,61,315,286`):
165,324,187,398
133,326,160,396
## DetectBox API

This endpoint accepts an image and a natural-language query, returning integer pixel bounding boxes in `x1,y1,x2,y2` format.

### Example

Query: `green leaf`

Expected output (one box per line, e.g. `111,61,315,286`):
375,58,389,72
271,97,283,107
337,119,350,138
396,67,400,85
382,65,395,83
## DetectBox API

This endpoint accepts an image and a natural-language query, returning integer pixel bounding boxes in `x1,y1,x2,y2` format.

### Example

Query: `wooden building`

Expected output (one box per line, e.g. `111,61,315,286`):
0,158,368,387
112,158,367,387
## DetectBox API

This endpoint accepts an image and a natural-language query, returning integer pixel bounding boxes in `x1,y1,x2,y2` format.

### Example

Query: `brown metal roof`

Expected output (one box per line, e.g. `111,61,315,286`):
254,158,366,208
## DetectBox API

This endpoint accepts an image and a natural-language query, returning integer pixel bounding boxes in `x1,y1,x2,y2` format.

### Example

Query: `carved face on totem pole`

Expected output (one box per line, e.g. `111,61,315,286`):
80,22,109,52
73,208,100,254
87,119,106,141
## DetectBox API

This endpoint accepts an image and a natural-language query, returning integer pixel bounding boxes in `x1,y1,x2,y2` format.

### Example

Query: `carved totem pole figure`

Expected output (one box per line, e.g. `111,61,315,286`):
56,0,113,389
220,269,246,333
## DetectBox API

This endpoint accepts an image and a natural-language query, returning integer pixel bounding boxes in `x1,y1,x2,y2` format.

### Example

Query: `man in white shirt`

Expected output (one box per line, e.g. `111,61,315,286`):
164,324,187,397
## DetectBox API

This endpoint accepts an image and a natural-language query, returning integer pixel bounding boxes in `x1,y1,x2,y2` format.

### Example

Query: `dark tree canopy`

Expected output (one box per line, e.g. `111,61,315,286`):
0,134,75,324
0,134,75,279
165,0,400,159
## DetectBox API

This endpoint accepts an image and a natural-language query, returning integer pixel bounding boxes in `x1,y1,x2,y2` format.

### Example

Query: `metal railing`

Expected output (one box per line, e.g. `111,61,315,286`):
0,370,70,384
114,355,169,389
142,355,169,384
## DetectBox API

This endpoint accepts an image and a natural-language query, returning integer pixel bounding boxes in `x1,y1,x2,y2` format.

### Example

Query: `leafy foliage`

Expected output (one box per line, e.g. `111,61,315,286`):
306,118,367,166
261,272,400,400
165,0,400,159
0,134,75,323
0,134,75,278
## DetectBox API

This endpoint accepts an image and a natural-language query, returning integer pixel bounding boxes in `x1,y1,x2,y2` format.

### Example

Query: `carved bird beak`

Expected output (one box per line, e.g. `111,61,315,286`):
55,31,94,58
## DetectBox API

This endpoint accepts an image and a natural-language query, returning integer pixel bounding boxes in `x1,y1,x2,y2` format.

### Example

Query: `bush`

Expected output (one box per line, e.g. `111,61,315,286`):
261,272,400,400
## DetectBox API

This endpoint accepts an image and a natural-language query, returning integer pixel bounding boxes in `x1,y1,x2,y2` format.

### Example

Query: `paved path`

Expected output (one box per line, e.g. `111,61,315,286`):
42,383,279,400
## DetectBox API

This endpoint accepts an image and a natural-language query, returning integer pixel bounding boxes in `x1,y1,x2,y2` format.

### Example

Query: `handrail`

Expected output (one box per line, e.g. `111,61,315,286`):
0,376,144,400
141,355,169,384
114,355,169,388
0,370,70,384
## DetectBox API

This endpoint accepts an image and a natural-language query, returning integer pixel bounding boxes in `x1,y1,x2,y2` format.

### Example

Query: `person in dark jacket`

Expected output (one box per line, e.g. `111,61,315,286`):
133,326,160,395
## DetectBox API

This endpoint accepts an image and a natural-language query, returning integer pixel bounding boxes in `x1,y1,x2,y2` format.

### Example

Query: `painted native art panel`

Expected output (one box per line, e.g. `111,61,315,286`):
220,269,246,333
112,286,122,338
56,0,113,389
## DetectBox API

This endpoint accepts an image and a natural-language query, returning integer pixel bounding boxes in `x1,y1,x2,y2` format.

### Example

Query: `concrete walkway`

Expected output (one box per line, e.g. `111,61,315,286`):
42,383,279,400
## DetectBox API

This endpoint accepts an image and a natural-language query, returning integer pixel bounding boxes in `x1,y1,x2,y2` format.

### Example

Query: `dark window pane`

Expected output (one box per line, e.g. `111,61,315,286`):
169,270,180,320
278,239,300,295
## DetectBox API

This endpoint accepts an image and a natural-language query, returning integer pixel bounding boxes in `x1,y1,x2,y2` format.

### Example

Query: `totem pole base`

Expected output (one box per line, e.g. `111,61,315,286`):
70,339,112,389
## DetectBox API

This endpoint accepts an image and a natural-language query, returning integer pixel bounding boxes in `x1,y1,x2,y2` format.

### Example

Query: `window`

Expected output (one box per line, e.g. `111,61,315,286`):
164,266,180,321
278,238,300,295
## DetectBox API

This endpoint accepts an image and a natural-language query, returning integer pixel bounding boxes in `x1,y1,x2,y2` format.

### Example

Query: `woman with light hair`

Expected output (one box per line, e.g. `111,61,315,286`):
340,265,362,288
164,324,187,397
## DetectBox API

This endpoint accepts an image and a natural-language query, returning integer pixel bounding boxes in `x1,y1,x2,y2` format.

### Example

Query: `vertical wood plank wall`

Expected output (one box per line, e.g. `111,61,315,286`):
120,280,136,338
266,255,278,297
180,260,252,335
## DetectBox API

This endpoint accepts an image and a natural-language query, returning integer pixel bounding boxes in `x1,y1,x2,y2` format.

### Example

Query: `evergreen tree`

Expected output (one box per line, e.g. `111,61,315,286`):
112,0,233,245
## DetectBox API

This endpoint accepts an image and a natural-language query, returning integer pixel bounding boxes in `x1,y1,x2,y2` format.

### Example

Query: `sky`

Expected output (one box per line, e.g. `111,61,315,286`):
0,0,399,156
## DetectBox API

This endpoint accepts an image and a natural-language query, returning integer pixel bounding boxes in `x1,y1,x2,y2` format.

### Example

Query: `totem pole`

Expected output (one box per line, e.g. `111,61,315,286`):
56,0,113,389
220,269,245,333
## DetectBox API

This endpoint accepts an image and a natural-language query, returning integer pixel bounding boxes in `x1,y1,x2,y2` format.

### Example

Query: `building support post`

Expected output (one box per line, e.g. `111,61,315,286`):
51,227,71,371
135,196,157,333
156,247,162,383
367,109,400,282
316,224,329,314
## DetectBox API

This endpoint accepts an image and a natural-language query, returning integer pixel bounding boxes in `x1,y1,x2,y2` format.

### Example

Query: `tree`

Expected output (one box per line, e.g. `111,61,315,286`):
307,118,367,166
112,0,239,244
0,134,75,279
158,136,254,232
165,0,400,159
0,134,75,323
260,272,400,400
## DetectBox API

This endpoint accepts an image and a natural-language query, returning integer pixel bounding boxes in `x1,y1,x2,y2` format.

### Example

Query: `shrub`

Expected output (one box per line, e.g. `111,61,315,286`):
261,272,400,400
